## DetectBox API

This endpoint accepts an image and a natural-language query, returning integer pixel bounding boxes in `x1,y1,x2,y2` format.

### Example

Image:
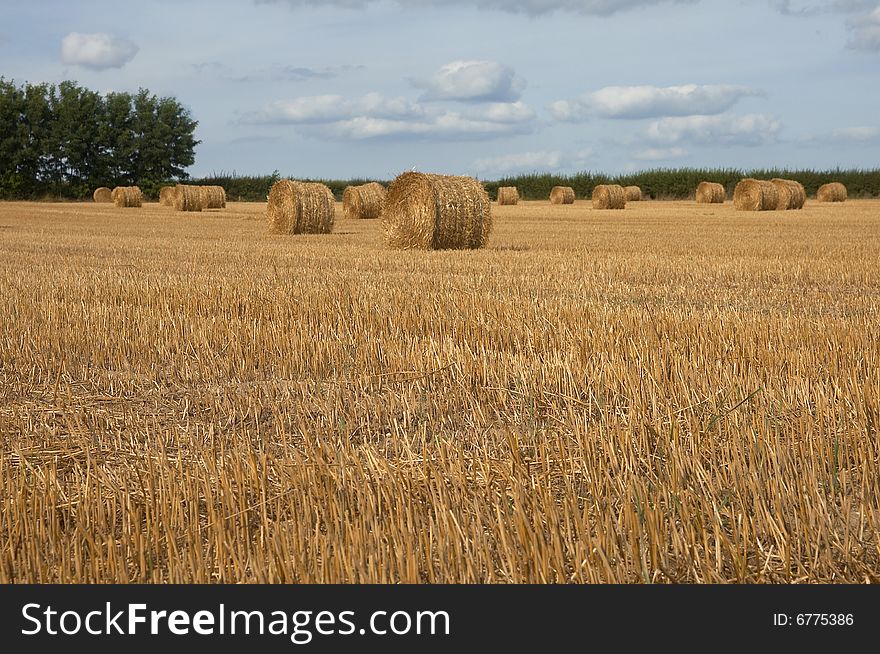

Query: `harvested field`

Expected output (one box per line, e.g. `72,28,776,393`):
1,199,878,584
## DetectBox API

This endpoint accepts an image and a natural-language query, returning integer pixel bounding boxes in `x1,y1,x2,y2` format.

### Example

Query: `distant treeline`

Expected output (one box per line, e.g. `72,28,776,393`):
193,168,880,203
0,78,198,200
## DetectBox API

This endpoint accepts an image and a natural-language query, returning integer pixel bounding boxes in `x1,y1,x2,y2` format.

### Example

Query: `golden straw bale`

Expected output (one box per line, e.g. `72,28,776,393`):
267,179,335,234
549,186,575,204
173,185,203,212
496,187,519,205
592,184,626,210
92,187,112,203
159,186,176,207
112,186,143,208
382,172,492,250
817,182,847,203
624,185,642,202
733,179,779,211
771,179,806,210
342,182,386,219
695,182,725,204
199,186,227,210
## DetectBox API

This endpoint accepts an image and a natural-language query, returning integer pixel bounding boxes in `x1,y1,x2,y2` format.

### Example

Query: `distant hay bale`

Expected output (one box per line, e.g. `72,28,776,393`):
696,181,725,204
159,186,176,207
496,186,519,205
382,172,492,250
592,184,626,210
93,187,112,203
173,184,203,212
817,182,847,203
342,182,386,219
549,186,575,205
112,186,143,208
771,179,806,210
733,179,779,211
267,179,335,235
624,185,642,202
199,185,227,210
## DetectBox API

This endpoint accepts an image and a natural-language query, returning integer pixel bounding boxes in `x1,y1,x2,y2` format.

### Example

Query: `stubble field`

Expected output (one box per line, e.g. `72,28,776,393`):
1,198,878,583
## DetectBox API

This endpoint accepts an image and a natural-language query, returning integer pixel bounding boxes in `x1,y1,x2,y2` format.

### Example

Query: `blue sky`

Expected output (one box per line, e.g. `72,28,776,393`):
1,0,878,178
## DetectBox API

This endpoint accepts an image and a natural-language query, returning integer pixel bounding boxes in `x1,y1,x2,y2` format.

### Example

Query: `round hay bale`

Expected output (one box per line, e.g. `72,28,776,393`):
173,184,203,212
267,179,335,235
199,185,227,210
112,186,143,208
695,182,725,204
733,179,778,211
771,179,806,210
342,182,386,219
592,184,626,210
159,186,176,207
817,182,847,203
549,186,575,205
382,172,492,250
93,187,112,203
496,186,519,205
624,185,642,202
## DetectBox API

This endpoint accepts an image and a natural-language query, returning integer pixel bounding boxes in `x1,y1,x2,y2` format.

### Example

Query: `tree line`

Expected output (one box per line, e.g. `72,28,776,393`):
0,78,199,200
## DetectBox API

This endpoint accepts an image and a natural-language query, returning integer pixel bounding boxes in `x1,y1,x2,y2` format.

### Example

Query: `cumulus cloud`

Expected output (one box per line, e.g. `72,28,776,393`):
644,113,783,146
256,0,697,17
247,92,536,140
632,146,688,161
413,60,525,102
551,84,763,121
471,148,593,174
846,7,880,50
60,32,139,70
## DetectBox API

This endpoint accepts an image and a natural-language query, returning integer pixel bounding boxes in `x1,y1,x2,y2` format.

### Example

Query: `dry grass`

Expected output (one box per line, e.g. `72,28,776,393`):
592,184,627,210
93,187,112,203
200,186,227,210
112,186,143,208
173,185,203,212
1,199,878,583
624,186,642,202
159,186,176,207
267,179,335,235
734,179,778,211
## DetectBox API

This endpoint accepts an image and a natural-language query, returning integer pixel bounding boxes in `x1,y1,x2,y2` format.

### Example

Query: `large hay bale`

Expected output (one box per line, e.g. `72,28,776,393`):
624,185,642,202
93,187,112,203
771,179,806,210
382,172,491,250
267,179,335,235
112,186,143,208
695,181,725,204
173,184,203,212
342,182,386,219
199,185,227,210
592,184,626,210
159,186,176,207
733,179,779,211
549,186,575,204
817,182,847,203
496,186,519,206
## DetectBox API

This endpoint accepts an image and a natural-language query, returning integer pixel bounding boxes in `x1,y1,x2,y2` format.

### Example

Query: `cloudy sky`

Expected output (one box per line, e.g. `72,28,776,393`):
2,0,878,178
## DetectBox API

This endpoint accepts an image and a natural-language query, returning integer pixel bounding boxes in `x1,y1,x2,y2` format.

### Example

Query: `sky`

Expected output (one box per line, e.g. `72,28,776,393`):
1,0,879,179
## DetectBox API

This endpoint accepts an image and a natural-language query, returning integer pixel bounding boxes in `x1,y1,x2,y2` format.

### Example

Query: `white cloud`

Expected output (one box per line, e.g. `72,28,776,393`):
632,146,688,161
551,84,763,121
60,32,139,70
252,93,424,123
644,113,783,146
846,7,880,50
471,148,593,174
257,0,697,17
831,126,880,140
415,60,525,102
247,92,536,140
